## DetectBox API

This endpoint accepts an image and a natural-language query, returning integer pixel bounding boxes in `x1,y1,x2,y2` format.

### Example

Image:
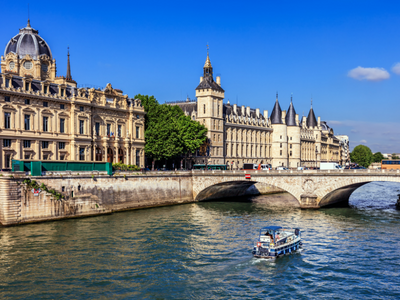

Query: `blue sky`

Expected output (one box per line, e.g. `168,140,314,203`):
2,0,400,153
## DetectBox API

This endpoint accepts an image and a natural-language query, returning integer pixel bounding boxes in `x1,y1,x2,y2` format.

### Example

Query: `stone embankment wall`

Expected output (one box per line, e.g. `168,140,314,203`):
0,172,194,226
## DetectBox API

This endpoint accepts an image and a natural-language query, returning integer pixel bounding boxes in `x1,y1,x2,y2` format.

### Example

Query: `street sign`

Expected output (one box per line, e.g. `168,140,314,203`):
31,188,41,196
245,174,251,179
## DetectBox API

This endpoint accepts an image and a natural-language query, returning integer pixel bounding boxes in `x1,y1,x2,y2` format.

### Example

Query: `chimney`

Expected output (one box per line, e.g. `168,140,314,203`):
216,76,221,86
256,108,260,118
200,76,203,83
263,110,268,119
302,116,306,126
318,116,321,127
246,106,250,116
282,110,286,124
233,104,237,114
241,105,245,116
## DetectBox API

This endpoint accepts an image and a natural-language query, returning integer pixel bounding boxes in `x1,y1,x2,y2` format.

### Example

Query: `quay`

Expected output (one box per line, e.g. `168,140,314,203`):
1,169,400,226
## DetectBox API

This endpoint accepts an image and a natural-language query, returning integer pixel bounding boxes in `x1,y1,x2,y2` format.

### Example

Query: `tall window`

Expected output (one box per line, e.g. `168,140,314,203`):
5,79,9,88
24,114,30,130
25,82,29,91
136,126,139,139
42,141,49,148
43,101,48,107
79,120,84,134
118,125,122,137
80,106,84,112
218,105,220,116
25,99,30,105
79,147,85,161
59,142,65,149
203,104,206,114
23,140,31,148
4,112,11,129
95,122,100,136
61,89,64,97
60,118,65,133
136,150,140,166
3,139,11,147
290,144,292,149
60,104,65,109
43,116,48,131
5,154,10,168
44,86,48,94
107,124,111,136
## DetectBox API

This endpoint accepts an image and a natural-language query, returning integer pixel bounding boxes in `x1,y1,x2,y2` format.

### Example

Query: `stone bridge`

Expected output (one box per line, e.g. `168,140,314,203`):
192,169,400,208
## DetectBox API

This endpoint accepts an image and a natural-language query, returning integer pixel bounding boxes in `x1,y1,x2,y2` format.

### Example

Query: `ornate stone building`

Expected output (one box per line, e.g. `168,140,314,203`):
172,51,347,169
0,20,145,169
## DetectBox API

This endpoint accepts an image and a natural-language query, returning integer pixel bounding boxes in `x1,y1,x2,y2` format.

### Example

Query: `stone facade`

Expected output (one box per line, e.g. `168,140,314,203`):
0,20,145,169
171,52,348,169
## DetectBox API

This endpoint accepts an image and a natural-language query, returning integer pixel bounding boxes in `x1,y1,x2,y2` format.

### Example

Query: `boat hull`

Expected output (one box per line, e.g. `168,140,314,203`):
252,241,302,259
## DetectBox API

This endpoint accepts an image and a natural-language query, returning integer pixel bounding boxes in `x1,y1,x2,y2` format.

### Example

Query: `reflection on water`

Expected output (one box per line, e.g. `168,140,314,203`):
0,182,400,299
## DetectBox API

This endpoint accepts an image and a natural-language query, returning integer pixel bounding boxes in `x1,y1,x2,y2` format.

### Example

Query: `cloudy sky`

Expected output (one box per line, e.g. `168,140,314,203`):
1,0,399,153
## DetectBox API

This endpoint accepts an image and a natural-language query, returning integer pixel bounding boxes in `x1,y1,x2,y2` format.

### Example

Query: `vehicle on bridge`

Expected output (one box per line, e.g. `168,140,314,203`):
381,160,400,170
320,162,342,170
193,164,228,170
252,226,302,259
243,163,272,171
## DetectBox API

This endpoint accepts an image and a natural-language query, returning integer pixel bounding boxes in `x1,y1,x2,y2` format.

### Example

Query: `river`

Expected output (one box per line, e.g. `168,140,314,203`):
1,182,400,299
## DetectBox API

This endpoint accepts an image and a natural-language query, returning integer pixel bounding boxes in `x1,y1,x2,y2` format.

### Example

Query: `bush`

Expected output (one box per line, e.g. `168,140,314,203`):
112,163,141,171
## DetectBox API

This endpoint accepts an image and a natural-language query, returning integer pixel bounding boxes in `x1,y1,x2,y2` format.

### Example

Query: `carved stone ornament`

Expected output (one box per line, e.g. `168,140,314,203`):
302,178,316,195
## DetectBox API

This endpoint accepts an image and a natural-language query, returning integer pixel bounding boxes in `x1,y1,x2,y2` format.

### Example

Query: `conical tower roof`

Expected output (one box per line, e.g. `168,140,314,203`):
285,96,297,126
270,93,283,124
306,105,318,128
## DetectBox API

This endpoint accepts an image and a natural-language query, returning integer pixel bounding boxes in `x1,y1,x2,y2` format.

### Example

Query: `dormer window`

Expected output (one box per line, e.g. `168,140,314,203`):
44,86,48,94
60,89,64,97
25,82,29,91
23,61,32,70
5,79,10,88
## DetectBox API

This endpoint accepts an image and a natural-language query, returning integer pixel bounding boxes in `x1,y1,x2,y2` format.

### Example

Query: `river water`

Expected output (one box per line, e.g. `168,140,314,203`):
1,182,400,299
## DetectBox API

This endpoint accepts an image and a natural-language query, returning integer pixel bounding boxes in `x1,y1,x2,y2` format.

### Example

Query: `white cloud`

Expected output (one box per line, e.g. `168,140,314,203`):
360,139,367,143
347,66,390,81
392,63,400,75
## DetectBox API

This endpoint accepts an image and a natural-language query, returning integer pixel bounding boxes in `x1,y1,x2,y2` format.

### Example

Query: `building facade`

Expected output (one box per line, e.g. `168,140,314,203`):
173,51,348,169
0,20,145,169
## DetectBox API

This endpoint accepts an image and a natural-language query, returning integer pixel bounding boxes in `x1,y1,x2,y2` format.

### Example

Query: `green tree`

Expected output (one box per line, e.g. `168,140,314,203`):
372,152,384,163
350,145,373,168
135,94,207,168
392,153,399,159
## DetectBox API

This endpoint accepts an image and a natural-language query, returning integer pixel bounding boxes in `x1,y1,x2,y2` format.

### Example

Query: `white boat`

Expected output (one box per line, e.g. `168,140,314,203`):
252,226,302,259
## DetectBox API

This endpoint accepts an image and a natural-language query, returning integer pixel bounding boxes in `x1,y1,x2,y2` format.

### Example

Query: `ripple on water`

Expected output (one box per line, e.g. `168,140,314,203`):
0,183,400,299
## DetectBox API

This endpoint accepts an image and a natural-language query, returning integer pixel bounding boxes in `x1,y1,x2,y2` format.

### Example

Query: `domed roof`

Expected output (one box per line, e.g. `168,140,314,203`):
4,20,52,60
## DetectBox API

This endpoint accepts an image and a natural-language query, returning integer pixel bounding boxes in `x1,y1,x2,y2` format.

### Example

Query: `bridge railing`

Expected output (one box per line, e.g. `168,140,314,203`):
191,169,400,175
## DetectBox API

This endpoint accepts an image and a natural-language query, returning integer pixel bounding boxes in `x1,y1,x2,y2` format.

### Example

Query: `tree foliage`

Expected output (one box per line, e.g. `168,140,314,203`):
392,153,399,160
350,145,373,168
372,152,384,163
135,94,208,162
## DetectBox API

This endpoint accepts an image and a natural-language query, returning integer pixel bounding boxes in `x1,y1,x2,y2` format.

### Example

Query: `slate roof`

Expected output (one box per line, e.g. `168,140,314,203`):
306,107,318,128
195,78,224,92
270,99,283,124
5,21,52,59
285,101,297,126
